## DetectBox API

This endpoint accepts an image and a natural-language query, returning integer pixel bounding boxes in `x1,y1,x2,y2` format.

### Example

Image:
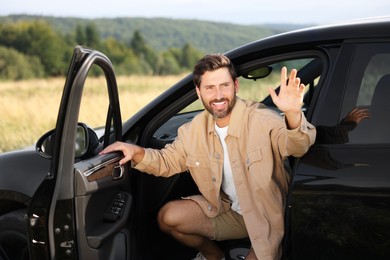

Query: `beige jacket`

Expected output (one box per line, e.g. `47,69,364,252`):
134,97,316,259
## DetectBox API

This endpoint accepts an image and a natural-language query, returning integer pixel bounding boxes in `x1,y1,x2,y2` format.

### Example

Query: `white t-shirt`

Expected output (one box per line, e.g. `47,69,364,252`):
215,124,242,214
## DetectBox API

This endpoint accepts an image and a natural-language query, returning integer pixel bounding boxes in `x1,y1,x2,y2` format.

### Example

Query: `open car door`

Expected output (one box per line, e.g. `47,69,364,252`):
27,46,132,260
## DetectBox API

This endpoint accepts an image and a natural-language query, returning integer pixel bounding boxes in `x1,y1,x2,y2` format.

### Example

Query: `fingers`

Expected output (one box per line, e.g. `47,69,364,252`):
355,108,371,122
276,67,305,114
99,141,131,159
119,155,132,166
268,87,278,104
280,66,288,88
289,68,299,87
281,67,301,90
349,108,371,118
345,107,371,123
99,141,123,155
299,83,305,92
99,141,140,165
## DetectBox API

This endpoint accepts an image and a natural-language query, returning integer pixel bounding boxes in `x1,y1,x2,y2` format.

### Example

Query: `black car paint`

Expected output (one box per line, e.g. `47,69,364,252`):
0,150,49,211
0,17,389,259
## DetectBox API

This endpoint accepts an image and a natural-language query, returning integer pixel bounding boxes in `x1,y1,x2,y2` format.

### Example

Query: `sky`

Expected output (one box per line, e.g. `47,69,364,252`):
1,0,389,26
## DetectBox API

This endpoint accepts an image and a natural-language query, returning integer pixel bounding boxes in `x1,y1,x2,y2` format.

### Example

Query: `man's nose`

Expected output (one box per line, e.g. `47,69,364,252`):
215,87,224,99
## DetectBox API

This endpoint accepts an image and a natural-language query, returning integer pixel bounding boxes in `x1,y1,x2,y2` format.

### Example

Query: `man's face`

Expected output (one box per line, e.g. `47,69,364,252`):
196,67,239,127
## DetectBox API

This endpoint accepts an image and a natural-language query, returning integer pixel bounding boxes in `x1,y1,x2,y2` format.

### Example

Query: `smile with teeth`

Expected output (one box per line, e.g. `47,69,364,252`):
211,100,228,109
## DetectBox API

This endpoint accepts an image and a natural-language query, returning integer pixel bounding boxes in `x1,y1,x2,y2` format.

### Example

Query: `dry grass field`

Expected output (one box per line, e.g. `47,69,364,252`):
0,74,185,153
0,73,274,153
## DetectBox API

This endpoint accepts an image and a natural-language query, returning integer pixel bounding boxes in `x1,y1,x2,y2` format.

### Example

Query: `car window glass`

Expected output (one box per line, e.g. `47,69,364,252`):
356,54,390,106
341,43,390,144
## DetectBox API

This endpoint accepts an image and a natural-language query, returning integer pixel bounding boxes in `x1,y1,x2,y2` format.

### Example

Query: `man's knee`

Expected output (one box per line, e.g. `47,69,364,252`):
157,199,206,233
157,200,183,232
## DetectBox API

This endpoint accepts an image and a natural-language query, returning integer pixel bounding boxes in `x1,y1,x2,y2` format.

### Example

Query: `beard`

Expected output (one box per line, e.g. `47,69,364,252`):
201,94,237,120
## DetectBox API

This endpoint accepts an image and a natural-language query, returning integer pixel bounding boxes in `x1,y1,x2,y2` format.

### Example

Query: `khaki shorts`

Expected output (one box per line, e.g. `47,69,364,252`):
210,208,248,241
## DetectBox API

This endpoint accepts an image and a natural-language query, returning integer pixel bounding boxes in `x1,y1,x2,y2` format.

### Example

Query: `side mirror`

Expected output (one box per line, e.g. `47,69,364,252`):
36,123,96,159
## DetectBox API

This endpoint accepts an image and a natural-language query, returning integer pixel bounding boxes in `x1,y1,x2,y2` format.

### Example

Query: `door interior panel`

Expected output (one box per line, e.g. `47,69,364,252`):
73,153,132,260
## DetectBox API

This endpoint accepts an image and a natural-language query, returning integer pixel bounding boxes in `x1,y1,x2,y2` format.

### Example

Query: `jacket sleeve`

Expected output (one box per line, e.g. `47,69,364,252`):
283,112,316,157
133,124,189,177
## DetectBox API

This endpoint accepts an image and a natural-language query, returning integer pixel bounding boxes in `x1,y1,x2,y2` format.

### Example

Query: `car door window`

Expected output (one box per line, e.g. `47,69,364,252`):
342,44,390,144
292,42,390,259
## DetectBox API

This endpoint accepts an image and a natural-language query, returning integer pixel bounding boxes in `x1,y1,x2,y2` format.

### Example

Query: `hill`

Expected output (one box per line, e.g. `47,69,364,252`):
0,15,306,53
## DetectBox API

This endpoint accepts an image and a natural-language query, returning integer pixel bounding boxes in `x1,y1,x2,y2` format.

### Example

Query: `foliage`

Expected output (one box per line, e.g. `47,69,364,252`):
130,30,158,74
0,15,296,79
0,16,291,52
0,18,210,79
0,46,44,80
0,20,70,77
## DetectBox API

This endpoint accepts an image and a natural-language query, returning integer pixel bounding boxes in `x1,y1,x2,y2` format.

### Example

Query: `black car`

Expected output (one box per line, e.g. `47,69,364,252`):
0,17,389,260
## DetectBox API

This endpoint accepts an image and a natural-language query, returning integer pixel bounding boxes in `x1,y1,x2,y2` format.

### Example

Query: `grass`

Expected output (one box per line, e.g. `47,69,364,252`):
0,73,275,153
0,74,186,153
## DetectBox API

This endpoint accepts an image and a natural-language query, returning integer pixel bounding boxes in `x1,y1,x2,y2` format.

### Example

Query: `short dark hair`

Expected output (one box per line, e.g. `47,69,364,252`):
193,54,236,87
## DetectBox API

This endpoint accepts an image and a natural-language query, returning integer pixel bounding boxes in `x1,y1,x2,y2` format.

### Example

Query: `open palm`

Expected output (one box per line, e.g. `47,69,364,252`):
269,67,305,114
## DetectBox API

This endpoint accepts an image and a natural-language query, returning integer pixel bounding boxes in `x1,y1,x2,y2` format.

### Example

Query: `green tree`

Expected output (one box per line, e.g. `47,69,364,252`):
130,30,158,74
26,20,69,76
180,43,203,69
0,46,44,80
156,51,181,75
0,20,69,76
0,22,30,53
85,22,100,48
130,30,147,54
156,45,203,75
0,18,207,79
101,37,149,75
75,24,87,45
101,37,128,64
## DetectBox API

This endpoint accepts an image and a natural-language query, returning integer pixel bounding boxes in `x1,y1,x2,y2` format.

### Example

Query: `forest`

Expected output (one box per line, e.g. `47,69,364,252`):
0,15,297,80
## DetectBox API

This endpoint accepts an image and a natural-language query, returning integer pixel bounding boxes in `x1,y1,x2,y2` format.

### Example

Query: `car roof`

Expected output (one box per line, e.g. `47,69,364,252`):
227,16,390,61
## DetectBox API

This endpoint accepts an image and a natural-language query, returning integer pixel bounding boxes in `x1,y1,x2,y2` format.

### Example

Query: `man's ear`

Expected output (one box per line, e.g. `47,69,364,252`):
234,79,239,93
195,86,201,99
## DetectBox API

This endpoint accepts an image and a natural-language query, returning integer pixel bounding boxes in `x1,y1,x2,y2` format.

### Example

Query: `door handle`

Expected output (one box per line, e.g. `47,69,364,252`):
112,164,124,180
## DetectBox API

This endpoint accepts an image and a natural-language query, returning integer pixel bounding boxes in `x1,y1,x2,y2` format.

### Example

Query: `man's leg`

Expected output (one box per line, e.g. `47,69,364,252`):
157,199,224,260
245,248,258,260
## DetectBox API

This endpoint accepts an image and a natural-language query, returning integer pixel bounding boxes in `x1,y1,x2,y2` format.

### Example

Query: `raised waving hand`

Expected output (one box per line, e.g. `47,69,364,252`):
269,67,305,129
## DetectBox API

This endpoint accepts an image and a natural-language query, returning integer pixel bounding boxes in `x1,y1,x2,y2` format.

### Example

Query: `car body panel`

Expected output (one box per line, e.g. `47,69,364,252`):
0,150,49,215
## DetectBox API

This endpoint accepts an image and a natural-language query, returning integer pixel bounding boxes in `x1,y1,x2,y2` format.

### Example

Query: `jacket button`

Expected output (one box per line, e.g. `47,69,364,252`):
212,177,216,182
195,161,200,166
208,205,212,211
215,153,220,159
